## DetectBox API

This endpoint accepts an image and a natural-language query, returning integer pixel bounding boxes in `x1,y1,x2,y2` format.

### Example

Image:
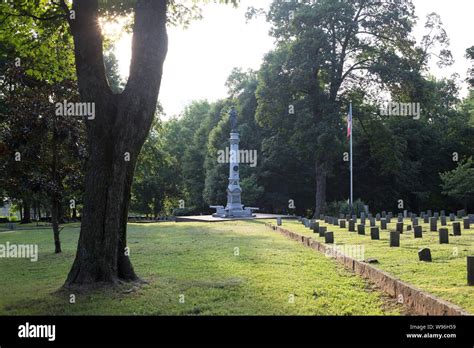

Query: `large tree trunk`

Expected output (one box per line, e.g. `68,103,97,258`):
64,0,168,286
22,199,31,224
51,197,62,253
313,162,327,219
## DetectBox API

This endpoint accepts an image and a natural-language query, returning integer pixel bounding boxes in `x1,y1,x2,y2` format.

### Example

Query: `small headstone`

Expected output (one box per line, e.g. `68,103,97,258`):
441,215,447,226
469,214,474,223
390,231,400,247
277,217,282,226
382,211,386,218
386,217,391,224
430,217,437,232
376,213,381,221
333,218,339,226
319,226,327,237
360,212,366,219
434,212,439,218
339,220,346,229
324,216,329,223
297,216,302,222
441,210,446,217
396,222,403,234
361,217,366,226
370,227,380,240
449,213,455,222
369,218,375,227
403,210,407,218
439,228,449,244
388,212,393,218
407,225,412,231
312,221,320,233
325,232,334,244
357,224,365,235
320,214,324,220
468,256,474,286
397,216,403,223
453,222,461,236
348,220,355,232
423,216,429,224
414,225,423,238
457,209,466,218
418,248,432,262
463,218,470,230
380,218,387,230
413,218,419,226
427,210,432,217
364,258,379,264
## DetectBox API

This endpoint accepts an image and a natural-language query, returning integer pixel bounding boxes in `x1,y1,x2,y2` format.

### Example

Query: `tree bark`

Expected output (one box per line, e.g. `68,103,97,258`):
52,197,62,253
64,0,168,286
22,199,31,224
314,162,327,219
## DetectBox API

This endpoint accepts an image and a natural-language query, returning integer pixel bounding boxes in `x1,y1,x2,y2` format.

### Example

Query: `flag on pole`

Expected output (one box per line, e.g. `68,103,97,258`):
347,108,352,139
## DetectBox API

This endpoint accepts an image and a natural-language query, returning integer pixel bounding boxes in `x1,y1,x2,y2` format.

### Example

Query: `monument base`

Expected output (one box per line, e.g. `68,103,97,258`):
210,205,259,218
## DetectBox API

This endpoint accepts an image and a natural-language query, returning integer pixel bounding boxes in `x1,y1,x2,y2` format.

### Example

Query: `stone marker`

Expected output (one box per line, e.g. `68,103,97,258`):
319,226,327,237
449,213,455,222
324,216,329,223
277,217,282,226
339,220,346,229
434,212,439,218
361,217,366,226
430,217,437,232
413,218,419,226
370,218,376,227
396,222,403,233
423,216,429,224
333,218,339,226
370,227,380,240
453,222,461,236
380,218,387,230
325,232,334,244
418,248,432,262
376,213,381,221
314,221,320,232
439,228,449,244
382,211,386,218
414,225,423,238
397,216,403,223
440,215,447,226
386,217,391,224
407,225,412,231
457,209,466,218
427,210,432,217
349,219,356,232
463,218,470,230
357,224,365,235
469,214,474,224
297,216,302,222
468,256,474,286
441,210,446,217
390,231,400,247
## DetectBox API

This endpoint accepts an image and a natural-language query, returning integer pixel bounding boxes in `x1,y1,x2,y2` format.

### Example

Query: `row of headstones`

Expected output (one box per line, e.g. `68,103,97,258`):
289,216,474,286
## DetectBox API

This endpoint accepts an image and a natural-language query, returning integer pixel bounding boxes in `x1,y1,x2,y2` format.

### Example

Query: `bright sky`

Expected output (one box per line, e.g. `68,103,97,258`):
113,0,473,118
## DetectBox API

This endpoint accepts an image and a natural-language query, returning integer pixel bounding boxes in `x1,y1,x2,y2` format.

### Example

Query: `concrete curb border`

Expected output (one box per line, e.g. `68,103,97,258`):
265,223,471,316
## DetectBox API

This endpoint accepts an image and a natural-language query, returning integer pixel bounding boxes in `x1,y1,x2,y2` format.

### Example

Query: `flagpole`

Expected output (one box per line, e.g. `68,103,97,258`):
350,101,353,214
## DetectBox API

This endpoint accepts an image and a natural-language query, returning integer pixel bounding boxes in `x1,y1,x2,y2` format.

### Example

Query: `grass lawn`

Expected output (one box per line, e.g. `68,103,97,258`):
280,218,474,313
0,221,400,316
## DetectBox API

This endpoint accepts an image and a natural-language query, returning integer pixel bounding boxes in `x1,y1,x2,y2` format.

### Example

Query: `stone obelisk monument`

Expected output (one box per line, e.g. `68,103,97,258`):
210,107,256,218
